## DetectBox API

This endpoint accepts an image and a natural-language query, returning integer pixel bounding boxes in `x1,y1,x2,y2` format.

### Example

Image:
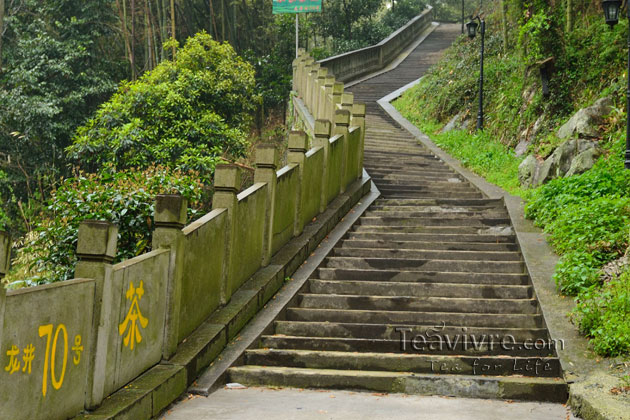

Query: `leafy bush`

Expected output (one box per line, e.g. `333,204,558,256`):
574,271,630,357
67,32,258,182
553,251,601,296
4,166,206,288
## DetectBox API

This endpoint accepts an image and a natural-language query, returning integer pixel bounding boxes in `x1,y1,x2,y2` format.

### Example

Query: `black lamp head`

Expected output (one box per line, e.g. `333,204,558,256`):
602,0,622,27
466,20,479,39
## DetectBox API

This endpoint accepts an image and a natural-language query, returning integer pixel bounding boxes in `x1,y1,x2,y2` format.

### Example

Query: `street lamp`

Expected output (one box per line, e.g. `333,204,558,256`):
467,16,486,131
601,0,630,169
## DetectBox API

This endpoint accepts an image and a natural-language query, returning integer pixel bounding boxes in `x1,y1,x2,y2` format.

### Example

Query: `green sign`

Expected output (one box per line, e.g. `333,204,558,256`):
272,0,321,14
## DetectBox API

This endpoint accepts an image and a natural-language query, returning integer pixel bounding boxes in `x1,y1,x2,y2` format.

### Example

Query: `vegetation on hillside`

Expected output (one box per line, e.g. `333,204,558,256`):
395,0,630,356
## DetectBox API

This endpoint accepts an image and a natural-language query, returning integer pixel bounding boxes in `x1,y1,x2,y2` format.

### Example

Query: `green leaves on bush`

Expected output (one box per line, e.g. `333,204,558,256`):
553,252,601,296
6,166,206,287
574,271,630,357
67,32,259,182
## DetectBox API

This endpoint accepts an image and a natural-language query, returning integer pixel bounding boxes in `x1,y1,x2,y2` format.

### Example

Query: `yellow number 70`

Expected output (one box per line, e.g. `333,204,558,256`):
38,324,68,397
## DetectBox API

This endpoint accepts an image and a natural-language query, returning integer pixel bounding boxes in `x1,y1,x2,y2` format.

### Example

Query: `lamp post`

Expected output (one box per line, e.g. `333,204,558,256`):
601,0,630,169
467,16,486,131
461,0,465,34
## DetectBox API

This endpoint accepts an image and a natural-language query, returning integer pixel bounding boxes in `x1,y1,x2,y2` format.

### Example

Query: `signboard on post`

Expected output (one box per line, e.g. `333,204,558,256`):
272,0,322,14
273,0,322,58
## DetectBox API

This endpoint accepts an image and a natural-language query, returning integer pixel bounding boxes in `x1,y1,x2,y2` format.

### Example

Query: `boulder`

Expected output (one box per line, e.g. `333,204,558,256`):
557,97,612,139
518,155,539,189
514,139,530,157
442,112,463,133
566,147,602,177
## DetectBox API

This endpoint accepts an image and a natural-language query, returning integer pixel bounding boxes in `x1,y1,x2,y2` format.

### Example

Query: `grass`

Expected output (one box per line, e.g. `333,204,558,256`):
393,89,524,196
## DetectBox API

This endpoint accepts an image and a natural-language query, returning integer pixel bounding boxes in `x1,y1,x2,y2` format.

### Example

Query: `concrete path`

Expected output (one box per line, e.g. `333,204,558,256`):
161,387,577,419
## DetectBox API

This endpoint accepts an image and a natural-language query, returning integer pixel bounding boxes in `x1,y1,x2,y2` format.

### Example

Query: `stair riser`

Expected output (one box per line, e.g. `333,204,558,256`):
340,240,518,252
286,309,544,328
358,218,511,227
258,336,559,357
347,232,516,243
274,321,548,342
243,351,561,378
332,248,522,262
308,279,532,299
316,268,530,285
298,295,539,314
325,258,526,274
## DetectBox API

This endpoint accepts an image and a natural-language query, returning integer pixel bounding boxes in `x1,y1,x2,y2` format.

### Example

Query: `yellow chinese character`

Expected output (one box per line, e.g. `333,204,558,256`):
4,345,20,374
72,335,84,365
118,281,149,350
22,344,35,374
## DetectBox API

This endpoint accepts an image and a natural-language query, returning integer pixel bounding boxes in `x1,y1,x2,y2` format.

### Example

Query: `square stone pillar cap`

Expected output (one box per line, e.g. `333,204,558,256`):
352,103,366,117
314,120,332,137
342,92,354,105
214,164,242,193
333,82,345,94
289,131,308,152
0,231,10,276
76,220,118,263
255,144,280,169
155,194,188,228
334,109,351,125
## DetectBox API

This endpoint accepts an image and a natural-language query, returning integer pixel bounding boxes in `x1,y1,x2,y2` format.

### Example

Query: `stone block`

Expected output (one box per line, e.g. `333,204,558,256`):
77,221,118,262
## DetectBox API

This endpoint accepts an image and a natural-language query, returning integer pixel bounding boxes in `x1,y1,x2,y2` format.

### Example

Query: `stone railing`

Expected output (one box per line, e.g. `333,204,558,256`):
0,52,368,419
318,6,434,82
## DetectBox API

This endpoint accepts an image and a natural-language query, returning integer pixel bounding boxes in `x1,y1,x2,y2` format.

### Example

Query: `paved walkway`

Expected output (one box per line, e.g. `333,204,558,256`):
161,387,576,419
161,23,577,418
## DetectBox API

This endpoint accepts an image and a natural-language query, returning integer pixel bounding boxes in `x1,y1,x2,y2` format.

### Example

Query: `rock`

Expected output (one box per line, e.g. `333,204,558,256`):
557,97,612,139
518,155,539,188
442,112,464,133
515,139,530,157
600,256,628,283
566,147,602,177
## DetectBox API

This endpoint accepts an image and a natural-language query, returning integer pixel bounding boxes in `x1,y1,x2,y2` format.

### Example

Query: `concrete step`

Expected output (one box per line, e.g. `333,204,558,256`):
375,190,484,199
243,349,561,377
346,232,516,243
373,198,503,207
332,248,522,262
364,210,509,218
352,225,514,235
340,239,519,252
258,336,557,357
274,321,548,342
324,257,526,274
285,308,544,328
297,294,538,314
316,268,530,285
227,366,568,402
357,216,511,227
307,279,532,299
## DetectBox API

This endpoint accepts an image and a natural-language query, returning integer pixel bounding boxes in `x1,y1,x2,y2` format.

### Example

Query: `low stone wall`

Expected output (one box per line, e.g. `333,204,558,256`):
0,49,366,420
317,6,434,82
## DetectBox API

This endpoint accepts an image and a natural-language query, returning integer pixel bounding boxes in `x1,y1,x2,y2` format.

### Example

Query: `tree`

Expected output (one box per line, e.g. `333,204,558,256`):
67,32,259,181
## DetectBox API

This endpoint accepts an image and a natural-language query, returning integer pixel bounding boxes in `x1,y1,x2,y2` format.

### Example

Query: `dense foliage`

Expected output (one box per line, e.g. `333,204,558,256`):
68,33,257,182
3,165,206,288
395,1,630,357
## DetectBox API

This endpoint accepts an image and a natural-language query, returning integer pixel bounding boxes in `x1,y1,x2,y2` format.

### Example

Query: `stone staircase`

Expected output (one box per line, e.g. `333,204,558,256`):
226,24,568,402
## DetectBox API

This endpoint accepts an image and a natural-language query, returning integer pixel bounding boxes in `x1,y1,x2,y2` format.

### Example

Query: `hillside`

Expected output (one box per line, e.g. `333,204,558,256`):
395,1,630,359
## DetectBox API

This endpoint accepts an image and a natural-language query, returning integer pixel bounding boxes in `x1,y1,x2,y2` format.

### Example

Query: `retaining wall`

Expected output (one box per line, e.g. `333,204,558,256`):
0,47,367,419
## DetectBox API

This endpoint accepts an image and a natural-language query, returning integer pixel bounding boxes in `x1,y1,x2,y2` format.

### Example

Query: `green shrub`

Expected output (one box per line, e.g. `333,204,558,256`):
67,32,258,182
544,197,630,257
553,251,601,296
4,166,206,288
574,271,630,357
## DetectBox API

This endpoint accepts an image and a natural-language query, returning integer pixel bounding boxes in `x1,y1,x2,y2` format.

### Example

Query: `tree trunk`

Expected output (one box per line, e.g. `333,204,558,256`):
221,0,225,42
500,0,508,53
116,0,133,77
0,0,5,72
566,0,573,33
131,0,137,80
170,0,176,58
209,0,218,39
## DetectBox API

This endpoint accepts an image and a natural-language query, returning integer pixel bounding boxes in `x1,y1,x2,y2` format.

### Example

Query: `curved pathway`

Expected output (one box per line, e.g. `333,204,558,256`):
162,23,576,419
